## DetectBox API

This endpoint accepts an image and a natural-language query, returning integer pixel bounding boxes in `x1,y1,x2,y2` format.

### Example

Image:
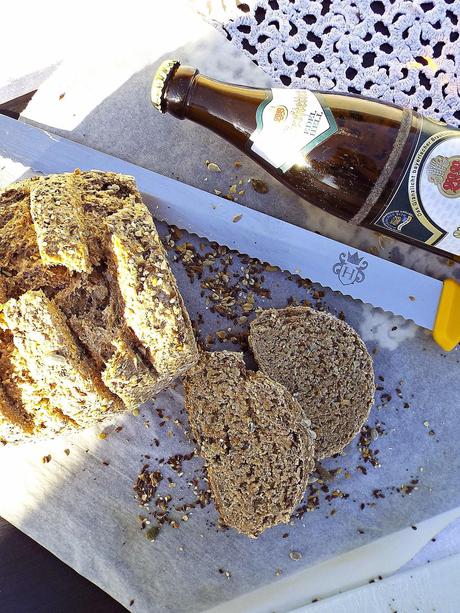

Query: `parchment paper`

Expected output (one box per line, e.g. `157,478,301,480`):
0,2,459,612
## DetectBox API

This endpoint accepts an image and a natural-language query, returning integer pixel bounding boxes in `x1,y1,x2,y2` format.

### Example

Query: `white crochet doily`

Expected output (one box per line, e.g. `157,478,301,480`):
190,0,459,125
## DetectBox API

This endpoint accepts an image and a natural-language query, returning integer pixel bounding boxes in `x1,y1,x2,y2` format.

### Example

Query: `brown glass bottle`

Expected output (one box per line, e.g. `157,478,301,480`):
151,60,460,260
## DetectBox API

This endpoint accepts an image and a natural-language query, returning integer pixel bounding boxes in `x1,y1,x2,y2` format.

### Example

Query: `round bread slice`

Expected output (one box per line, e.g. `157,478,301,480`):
184,351,315,538
249,306,375,460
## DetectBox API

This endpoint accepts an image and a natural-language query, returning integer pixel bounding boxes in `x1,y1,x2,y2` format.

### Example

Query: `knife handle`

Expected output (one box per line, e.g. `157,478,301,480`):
433,279,460,352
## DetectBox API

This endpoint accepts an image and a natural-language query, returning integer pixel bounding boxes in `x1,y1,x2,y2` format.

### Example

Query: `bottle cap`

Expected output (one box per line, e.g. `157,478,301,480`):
151,59,180,112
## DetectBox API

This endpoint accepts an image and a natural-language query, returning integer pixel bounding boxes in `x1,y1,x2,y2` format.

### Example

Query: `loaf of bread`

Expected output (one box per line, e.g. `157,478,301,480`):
249,306,375,459
0,171,198,443
184,351,315,538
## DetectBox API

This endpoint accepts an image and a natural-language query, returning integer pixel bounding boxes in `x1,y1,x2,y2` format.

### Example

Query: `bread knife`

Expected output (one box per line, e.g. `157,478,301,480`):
0,114,458,350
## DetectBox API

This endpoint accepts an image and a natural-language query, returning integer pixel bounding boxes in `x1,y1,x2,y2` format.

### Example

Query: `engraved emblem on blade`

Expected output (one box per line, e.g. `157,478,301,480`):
333,251,368,286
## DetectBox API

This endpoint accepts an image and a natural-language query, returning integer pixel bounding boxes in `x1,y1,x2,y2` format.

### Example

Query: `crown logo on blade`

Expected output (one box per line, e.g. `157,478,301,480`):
332,251,369,286
347,251,364,265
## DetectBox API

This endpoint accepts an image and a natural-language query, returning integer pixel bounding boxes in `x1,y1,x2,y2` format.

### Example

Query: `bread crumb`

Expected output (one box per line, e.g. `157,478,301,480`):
289,551,302,561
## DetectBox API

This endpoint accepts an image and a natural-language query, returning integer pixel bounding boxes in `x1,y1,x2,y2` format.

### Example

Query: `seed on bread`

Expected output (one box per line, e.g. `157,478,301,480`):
249,306,375,459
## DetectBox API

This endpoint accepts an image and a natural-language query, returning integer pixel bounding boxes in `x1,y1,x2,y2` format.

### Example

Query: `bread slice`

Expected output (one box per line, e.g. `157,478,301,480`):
30,174,91,273
76,170,142,266
0,180,71,300
249,306,375,459
3,290,122,427
184,351,315,538
0,331,76,443
6,346,77,438
106,200,199,390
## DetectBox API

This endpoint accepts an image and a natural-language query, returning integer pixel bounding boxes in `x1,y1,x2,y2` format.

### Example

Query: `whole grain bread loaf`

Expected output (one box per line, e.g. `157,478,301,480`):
0,171,198,443
184,351,315,538
249,306,375,459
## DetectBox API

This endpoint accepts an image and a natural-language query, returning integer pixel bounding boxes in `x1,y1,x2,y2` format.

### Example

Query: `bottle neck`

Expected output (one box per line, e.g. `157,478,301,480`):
163,65,198,119
163,66,266,147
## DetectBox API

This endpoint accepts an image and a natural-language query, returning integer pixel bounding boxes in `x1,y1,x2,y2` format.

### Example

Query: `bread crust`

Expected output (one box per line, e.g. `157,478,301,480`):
106,200,198,390
0,330,77,443
30,174,91,273
102,338,161,409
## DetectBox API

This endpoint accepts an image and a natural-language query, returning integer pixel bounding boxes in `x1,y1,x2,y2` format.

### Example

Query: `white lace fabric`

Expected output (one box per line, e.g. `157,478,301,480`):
190,0,459,126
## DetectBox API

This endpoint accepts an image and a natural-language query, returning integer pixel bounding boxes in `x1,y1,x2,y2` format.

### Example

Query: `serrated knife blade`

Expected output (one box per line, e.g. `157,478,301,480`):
0,115,457,349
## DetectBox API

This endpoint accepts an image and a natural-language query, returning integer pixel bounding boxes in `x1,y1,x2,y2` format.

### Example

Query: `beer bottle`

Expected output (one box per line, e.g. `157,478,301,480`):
151,59,460,259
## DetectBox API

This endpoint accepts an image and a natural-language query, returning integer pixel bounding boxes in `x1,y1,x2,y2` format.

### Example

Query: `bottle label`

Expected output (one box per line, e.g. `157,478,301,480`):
250,88,338,172
373,119,460,255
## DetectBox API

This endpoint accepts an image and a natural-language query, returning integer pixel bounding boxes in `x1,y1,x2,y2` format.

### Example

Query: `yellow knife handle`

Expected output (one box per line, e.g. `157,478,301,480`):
433,279,460,352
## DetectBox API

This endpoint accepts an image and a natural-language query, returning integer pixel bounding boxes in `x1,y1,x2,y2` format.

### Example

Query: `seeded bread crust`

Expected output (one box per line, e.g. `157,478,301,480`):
0,181,71,300
9,347,78,437
249,306,375,459
102,338,160,409
184,351,315,538
30,174,91,273
76,171,142,266
107,200,199,390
